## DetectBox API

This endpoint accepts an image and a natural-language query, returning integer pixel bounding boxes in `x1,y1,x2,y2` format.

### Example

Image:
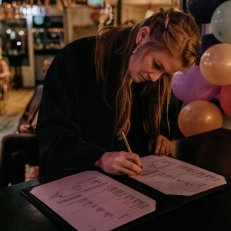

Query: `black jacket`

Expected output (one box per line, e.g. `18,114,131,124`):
36,37,149,183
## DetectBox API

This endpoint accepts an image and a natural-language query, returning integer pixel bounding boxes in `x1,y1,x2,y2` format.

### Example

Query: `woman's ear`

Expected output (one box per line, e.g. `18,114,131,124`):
136,26,151,46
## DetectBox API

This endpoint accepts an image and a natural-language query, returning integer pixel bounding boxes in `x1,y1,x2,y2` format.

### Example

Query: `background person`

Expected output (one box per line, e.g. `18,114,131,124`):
36,8,200,183
0,57,53,187
0,47,11,99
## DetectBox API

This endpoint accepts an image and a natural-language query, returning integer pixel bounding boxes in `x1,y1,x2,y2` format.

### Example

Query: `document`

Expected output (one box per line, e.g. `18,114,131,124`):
30,171,155,231
131,155,227,196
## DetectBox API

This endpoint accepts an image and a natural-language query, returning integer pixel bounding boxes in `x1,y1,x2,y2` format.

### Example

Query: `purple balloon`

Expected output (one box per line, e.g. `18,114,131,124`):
171,66,221,103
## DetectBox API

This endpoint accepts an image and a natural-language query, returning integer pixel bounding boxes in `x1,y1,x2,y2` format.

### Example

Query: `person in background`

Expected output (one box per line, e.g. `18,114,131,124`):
0,57,53,187
17,57,54,134
36,8,200,183
0,47,11,99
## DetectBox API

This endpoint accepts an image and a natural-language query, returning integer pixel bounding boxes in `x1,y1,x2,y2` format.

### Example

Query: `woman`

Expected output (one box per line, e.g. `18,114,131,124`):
36,8,200,183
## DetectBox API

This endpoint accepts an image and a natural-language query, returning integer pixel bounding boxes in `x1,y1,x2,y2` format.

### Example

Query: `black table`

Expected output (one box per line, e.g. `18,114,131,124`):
1,128,231,231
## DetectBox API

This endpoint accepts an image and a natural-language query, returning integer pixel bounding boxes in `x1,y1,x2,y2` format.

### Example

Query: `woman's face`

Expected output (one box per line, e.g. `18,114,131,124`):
128,43,183,83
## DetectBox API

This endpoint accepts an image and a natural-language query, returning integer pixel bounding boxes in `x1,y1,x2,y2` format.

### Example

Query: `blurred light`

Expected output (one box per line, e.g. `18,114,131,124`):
6,28,12,34
145,9,154,18
10,31,16,40
18,30,24,36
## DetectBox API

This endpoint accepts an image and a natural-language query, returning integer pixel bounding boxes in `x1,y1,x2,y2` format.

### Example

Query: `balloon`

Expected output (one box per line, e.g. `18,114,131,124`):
220,84,231,117
178,100,223,137
211,1,231,43
200,43,231,86
186,0,227,23
171,66,221,103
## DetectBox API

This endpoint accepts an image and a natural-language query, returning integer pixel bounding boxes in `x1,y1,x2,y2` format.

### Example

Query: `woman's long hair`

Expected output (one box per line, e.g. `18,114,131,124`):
95,8,200,140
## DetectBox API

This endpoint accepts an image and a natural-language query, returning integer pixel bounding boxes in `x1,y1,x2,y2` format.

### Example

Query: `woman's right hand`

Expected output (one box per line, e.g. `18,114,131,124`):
95,151,143,176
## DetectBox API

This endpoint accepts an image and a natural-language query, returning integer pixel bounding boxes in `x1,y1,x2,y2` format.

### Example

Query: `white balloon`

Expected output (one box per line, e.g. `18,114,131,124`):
211,1,231,43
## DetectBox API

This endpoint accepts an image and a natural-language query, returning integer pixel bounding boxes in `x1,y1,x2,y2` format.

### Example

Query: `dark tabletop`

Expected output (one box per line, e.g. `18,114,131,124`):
1,128,231,231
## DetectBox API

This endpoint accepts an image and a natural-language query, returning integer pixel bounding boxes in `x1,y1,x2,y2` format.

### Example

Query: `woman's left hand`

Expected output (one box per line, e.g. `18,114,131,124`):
148,135,172,156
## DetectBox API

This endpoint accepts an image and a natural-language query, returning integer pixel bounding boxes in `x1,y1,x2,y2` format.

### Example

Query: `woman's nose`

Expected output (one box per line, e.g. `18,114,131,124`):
148,71,163,82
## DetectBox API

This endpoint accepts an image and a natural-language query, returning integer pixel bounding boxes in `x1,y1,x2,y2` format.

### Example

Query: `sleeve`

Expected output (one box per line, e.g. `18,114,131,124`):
17,90,37,130
36,44,107,183
17,85,43,131
18,109,29,130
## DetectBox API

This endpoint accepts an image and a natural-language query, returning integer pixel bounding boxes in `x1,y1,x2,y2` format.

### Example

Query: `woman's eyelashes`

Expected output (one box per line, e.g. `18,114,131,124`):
153,61,161,70
153,61,173,78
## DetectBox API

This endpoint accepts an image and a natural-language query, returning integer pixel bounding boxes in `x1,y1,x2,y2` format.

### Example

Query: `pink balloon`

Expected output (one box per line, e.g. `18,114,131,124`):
220,84,231,117
171,66,221,103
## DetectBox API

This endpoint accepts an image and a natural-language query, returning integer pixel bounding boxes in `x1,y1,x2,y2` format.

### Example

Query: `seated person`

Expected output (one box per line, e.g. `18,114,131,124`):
0,47,11,99
0,57,53,187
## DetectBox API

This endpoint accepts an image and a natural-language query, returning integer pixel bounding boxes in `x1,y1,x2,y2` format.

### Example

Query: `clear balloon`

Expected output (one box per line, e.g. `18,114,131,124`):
200,43,231,86
220,84,231,118
211,1,231,43
178,100,223,137
171,66,221,103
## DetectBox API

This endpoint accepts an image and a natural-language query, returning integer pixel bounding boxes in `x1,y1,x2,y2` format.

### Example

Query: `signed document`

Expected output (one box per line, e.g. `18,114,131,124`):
30,171,155,231
131,156,227,196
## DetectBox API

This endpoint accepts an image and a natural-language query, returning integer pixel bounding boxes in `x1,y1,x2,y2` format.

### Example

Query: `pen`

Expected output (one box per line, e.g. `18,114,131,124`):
122,132,143,169
122,132,132,152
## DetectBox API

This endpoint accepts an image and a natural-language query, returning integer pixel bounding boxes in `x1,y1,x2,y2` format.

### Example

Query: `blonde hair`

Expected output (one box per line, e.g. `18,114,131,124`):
95,8,200,140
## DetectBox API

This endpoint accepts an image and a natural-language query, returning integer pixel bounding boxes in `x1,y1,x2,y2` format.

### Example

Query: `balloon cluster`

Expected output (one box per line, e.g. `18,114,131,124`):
172,0,231,137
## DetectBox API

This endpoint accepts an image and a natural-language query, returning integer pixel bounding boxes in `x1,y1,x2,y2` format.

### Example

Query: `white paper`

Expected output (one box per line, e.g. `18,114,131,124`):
131,155,227,196
30,171,155,231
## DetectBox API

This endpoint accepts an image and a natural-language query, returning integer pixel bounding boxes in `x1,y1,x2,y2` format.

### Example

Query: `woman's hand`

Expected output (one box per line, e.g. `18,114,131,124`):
95,151,142,176
19,124,35,133
148,135,172,156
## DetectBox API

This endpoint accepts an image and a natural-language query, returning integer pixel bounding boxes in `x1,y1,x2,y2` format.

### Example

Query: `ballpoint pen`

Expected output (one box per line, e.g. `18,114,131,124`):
122,132,132,152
